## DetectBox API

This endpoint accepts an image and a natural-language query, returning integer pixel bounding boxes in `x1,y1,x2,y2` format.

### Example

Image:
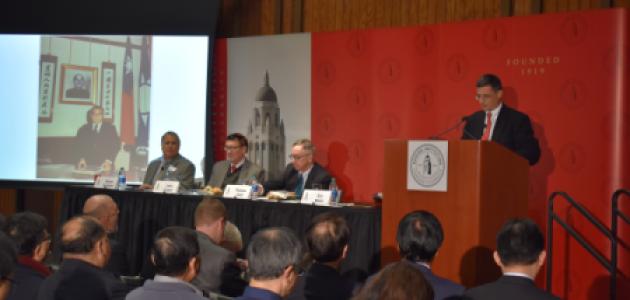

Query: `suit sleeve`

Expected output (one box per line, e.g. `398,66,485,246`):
179,161,196,190
462,119,475,140
513,115,541,166
105,125,121,163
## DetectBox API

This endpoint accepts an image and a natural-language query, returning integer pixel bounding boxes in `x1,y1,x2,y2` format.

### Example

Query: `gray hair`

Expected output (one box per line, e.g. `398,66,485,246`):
246,227,302,280
292,138,315,154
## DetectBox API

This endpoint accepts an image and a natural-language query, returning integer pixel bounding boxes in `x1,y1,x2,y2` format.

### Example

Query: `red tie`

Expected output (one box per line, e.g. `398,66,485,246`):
230,165,237,174
481,112,492,141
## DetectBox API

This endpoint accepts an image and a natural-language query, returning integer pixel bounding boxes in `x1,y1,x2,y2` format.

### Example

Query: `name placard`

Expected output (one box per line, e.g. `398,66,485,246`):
153,180,180,194
301,189,333,206
223,185,253,199
94,176,118,189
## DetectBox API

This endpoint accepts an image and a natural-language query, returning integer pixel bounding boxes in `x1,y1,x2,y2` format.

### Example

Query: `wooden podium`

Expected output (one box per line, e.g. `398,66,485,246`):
382,140,529,287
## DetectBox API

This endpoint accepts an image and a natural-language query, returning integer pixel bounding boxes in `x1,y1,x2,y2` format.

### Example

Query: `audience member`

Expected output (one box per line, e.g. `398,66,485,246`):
464,218,560,300
192,198,247,296
222,221,244,253
299,212,354,300
126,226,205,300
237,227,303,300
4,212,52,300
351,261,434,300
263,139,331,198
83,194,128,276
37,215,128,300
208,133,265,189
0,232,17,300
397,211,464,300
141,131,196,190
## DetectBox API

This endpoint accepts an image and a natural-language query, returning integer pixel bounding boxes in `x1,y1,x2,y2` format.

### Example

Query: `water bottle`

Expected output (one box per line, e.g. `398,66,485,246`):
118,167,127,190
250,177,259,200
329,178,339,206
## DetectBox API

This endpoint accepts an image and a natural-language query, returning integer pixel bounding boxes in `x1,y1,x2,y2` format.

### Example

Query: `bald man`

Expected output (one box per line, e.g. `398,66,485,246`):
37,216,128,300
83,195,127,276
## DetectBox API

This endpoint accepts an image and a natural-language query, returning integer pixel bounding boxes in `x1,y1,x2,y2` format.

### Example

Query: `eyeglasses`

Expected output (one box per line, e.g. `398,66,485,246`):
288,153,309,161
475,94,496,101
224,145,242,152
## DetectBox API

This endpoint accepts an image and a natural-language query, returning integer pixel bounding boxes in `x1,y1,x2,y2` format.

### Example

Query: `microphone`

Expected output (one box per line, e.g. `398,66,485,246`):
461,115,478,140
428,115,471,140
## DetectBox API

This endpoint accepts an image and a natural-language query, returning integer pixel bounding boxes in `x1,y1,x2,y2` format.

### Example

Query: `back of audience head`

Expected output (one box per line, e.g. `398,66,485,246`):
495,218,545,271
0,232,17,300
151,226,200,282
83,194,119,234
60,215,110,268
5,211,50,262
194,197,226,243
305,212,350,264
352,261,434,300
396,210,443,263
247,227,302,296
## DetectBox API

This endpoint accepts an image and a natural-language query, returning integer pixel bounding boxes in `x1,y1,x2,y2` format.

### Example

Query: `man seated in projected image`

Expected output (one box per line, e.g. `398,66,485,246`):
75,105,121,173
65,74,90,99
141,131,196,191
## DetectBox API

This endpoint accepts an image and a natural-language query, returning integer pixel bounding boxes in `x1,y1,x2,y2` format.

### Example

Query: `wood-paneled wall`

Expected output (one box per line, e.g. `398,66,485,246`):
217,0,628,37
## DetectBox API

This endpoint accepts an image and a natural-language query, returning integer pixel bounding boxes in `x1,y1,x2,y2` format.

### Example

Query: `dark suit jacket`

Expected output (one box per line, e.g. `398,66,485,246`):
104,238,129,277
37,259,129,300
7,258,50,300
464,275,560,300
191,232,246,297
462,104,540,165
264,163,332,193
143,154,196,190
412,263,464,300
302,262,355,300
75,122,120,166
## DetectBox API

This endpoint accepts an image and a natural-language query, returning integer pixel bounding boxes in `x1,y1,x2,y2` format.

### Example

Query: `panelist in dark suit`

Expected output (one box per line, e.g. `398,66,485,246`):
464,218,560,300
397,210,464,300
462,74,540,165
141,131,196,190
208,133,264,188
75,105,121,171
263,138,331,198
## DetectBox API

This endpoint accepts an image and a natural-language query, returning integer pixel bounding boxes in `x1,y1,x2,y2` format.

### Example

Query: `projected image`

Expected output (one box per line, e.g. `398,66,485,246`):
37,35,152,181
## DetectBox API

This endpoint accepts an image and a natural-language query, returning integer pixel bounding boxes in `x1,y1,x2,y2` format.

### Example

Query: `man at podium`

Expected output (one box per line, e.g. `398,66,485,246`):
462,74,540,165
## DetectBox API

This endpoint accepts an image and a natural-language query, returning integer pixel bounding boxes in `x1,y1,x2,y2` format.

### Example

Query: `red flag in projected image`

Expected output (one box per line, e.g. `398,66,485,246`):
121,37,136,145
137,36,151,147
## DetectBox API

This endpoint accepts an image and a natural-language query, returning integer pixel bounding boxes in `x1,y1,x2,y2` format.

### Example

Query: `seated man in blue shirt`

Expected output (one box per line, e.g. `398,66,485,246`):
237,227,303,300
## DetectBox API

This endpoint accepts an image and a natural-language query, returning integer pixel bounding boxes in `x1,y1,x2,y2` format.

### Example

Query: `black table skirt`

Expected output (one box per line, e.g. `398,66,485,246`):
60,186,381,278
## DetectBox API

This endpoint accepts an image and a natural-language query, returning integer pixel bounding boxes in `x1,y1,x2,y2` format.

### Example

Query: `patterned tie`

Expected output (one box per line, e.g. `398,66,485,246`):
295,173,304,198
481,111,492,141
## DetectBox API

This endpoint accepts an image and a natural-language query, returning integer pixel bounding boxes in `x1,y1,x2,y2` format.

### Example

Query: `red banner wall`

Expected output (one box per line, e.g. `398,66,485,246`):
214,8,629,300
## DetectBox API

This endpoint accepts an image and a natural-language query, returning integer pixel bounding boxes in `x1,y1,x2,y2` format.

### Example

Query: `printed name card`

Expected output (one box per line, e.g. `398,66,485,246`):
94,176,118,189
223,185,253,199
153,180,180,194
301,189,333,206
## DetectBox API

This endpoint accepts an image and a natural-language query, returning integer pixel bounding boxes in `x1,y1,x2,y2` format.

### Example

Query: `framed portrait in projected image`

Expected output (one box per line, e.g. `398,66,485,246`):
59,64,98,105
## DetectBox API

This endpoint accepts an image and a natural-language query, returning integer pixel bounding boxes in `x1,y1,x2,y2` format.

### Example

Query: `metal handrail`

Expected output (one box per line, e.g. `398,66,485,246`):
546,191,615,299
611,189,630,300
